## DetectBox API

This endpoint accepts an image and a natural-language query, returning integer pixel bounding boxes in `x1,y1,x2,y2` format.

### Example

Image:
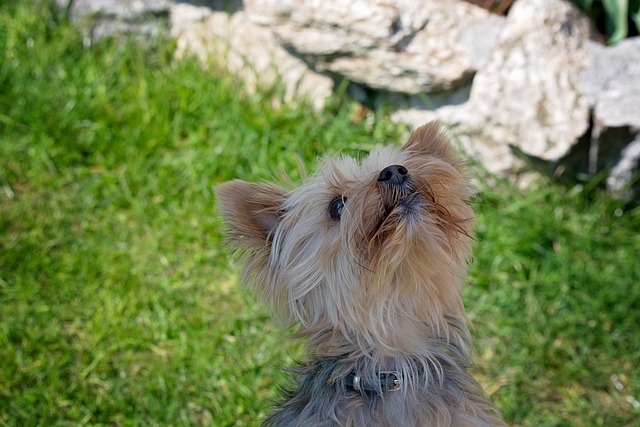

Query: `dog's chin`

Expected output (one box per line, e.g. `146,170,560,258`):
366,193,425,255
382,192,424,225
395,193,422,216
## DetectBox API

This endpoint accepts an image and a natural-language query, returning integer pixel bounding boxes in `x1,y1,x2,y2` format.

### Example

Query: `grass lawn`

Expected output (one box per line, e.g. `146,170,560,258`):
1,2,639,426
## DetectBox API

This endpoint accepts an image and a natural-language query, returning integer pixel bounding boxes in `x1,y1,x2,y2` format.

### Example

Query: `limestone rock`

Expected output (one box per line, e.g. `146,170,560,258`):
395,0,592,174
607,137,640,198
584,37,640,132
583,37,640,195
245,0,503,95
170,3,334,109
58,0,173,40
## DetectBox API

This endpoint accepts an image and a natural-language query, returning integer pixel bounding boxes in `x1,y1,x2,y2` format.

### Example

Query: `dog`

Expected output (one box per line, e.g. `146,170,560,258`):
216,122,505,426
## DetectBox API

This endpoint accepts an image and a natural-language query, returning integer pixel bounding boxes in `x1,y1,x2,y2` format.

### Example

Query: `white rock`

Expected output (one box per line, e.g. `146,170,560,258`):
170,3,334,109
245,0,502,94
396,0,592,174
584,37,640,192
62,0,173,19
584,37,640,130
607,137,640,197
59,0,173,40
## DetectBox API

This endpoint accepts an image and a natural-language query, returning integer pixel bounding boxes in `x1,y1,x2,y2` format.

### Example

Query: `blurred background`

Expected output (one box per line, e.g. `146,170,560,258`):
1,0,639,425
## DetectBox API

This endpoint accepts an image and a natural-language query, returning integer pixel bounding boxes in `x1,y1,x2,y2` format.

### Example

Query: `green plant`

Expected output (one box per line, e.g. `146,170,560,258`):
572,0,640,44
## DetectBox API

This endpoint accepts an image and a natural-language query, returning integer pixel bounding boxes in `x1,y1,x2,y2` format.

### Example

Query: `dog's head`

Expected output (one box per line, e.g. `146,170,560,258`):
216,122,474,355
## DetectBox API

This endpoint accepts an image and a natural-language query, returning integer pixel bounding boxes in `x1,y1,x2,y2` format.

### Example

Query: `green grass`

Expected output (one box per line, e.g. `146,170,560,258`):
1,2,639,426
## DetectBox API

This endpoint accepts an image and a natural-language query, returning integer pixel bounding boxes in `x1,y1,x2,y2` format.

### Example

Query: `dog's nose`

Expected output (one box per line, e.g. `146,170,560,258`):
378,165,408,186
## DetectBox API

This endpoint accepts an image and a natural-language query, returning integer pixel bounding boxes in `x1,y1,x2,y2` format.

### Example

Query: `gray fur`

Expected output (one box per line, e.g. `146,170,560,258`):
264,344,505,427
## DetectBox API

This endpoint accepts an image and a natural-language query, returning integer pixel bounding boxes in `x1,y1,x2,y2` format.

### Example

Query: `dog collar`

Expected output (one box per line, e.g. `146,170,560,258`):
346,370,403,393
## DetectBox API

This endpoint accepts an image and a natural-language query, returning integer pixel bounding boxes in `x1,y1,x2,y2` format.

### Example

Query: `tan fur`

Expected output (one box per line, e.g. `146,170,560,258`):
216,122,506,426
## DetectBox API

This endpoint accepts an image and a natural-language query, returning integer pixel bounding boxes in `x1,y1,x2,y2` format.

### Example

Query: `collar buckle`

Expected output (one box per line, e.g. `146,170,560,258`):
380,370,402,392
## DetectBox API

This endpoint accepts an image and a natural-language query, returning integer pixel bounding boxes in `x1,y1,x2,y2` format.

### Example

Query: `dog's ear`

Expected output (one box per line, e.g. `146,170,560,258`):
215,180,287,249
401,121,457,164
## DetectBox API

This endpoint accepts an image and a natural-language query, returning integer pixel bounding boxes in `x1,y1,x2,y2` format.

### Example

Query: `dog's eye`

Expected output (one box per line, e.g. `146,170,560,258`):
328,196,347,220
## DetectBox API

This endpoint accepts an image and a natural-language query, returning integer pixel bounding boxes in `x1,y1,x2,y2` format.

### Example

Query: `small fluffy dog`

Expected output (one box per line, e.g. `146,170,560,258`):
216,122,505,426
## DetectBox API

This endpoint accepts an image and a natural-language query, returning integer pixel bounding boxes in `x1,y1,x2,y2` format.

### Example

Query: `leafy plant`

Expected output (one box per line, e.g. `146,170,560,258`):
572,0,640,44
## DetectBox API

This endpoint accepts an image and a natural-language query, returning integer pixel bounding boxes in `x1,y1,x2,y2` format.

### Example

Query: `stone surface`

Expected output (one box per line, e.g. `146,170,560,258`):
170,3,334,109
607,137,640,197
245,0,503,95
395,0,592,174
583,37,640,194
585,37,640,131
58,0,173,40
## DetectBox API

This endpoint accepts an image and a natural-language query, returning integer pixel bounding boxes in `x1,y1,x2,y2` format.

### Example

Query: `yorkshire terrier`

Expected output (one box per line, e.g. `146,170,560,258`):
216,122,505,426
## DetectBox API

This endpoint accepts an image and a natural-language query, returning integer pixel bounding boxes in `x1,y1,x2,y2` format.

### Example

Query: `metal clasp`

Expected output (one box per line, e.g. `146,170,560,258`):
380,370,402,392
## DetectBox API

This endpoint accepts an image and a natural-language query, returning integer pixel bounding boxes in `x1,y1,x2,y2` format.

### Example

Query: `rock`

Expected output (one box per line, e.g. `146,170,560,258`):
245,0,504,95
607,137,640,198
395,0,592,175
57,0,173,40
170,3,334,109
457,14,506,70
582,37,640,195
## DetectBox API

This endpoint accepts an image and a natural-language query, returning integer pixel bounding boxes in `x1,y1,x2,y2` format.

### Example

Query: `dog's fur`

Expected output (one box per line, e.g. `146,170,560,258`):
216,122,506,426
